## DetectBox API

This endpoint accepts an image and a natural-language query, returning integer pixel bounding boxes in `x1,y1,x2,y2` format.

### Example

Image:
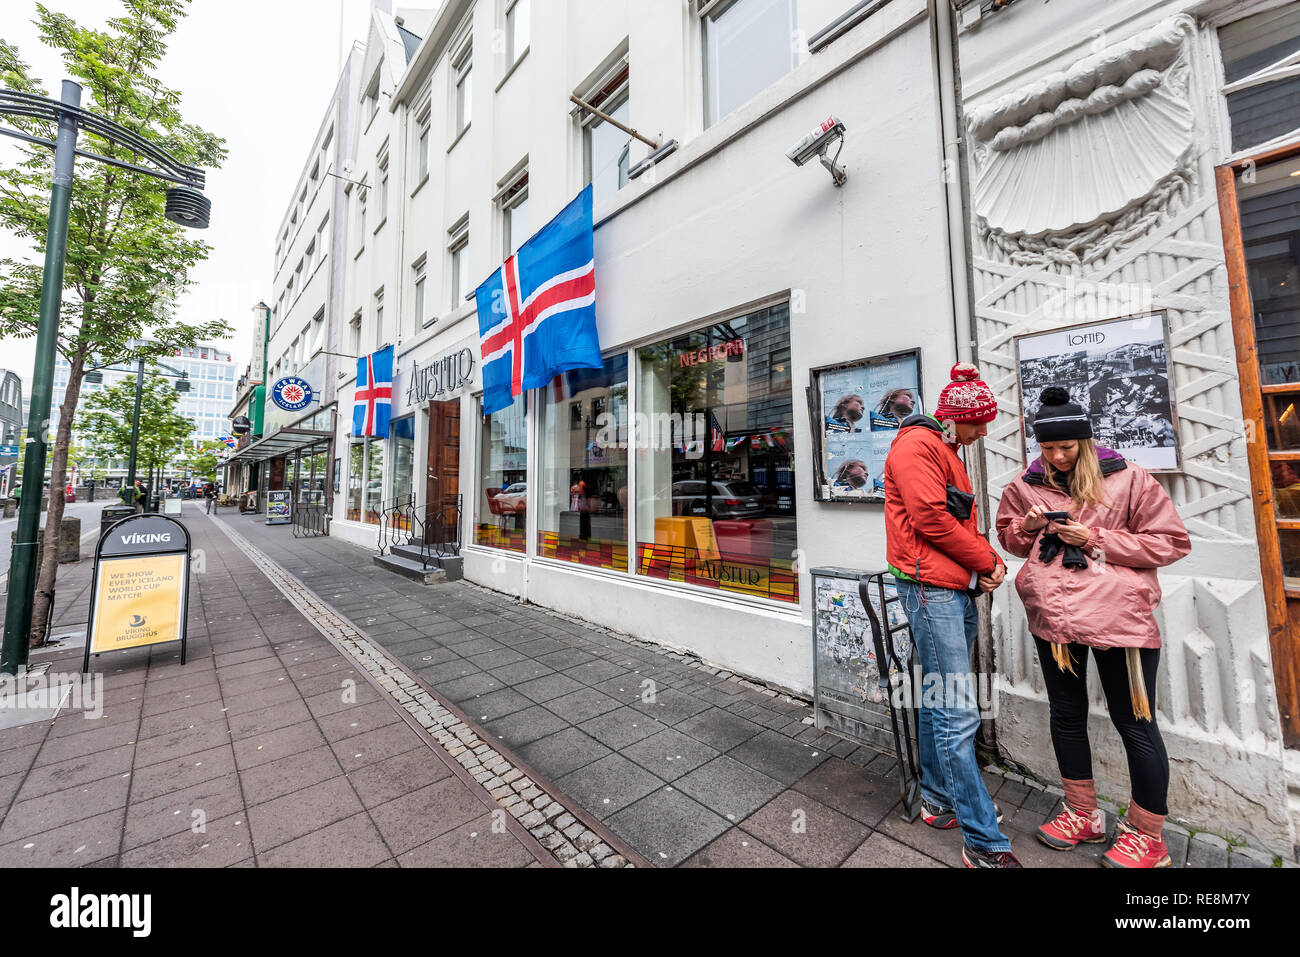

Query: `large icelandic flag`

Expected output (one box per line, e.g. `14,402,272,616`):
353,345,394,437
475,184,602,416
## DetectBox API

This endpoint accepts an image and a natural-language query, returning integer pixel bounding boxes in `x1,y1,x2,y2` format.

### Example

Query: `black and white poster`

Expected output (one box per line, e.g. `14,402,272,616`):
1015,312,1179,471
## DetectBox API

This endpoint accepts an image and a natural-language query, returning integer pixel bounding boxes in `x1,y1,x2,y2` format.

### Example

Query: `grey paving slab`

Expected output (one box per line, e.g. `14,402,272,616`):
842,832,944,868
368,777,486,856
681,827,798,868
577,706,661,750
245,774,365,852
259,812,392,868
622,728,720,784
727,729,830,785
121,775,246,851
674,707,765,752
516,727,612,779
674,755,786,822
606,787,730,867
739,790,871,868
555,753,664,821
120,812,253,868
397,813,536,868
482,705,569,749
345,747,453,809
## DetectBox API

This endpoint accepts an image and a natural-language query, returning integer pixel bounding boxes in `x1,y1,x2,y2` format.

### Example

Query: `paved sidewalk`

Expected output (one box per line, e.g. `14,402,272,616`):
0,509,553,867
221,509,1128,869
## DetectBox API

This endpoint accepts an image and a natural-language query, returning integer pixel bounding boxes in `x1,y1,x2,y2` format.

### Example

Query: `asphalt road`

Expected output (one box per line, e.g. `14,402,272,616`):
0,499,122,584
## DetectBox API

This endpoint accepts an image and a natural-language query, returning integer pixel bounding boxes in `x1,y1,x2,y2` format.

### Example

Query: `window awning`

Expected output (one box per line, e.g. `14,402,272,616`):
221,427,333,465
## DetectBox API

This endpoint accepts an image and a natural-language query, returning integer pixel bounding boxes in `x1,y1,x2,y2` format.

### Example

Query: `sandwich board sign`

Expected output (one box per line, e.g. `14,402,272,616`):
84,513,191,672
266,489,292,525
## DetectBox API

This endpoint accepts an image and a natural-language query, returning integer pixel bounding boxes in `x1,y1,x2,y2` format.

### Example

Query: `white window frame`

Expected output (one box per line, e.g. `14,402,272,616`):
448,213,471,309
412,255,428,332
699,0,799,129
453,40,473,138
416,102,432,182
496,164,529,258
506,0,531,68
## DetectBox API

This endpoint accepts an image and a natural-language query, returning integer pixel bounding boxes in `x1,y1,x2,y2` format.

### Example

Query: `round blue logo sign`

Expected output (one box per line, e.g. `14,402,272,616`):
271,377,314,412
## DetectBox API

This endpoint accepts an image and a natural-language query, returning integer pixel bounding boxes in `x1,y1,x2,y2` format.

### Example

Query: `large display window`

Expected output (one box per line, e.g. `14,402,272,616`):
477,393,527,552
346,438,386,525
538,354,629,570
635,303,797,604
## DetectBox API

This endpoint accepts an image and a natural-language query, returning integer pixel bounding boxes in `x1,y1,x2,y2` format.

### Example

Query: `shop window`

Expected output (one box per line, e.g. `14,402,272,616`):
347,438,386,525
538,354,629,570
701,0,798,129
391,416,416,531
635,303,798,604
1220,6,1300,153
347,440,364,521
477,393,527,552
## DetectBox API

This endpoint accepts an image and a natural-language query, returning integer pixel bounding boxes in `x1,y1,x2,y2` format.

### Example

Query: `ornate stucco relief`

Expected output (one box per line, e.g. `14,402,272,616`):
967,16,1197,267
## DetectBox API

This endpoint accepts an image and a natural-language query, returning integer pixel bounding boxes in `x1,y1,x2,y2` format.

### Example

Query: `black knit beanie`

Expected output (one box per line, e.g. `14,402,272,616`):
1032,387,1093,442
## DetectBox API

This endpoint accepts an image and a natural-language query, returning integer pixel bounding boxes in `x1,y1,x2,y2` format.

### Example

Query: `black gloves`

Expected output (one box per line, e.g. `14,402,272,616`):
1037,531,1088,570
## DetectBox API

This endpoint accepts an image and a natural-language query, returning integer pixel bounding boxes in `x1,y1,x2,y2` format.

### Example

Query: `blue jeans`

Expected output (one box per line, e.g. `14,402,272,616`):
895,579,1010,853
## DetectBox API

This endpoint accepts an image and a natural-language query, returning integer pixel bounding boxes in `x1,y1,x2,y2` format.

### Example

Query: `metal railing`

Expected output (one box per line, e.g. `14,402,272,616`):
378,494,462,569
292,499,330,538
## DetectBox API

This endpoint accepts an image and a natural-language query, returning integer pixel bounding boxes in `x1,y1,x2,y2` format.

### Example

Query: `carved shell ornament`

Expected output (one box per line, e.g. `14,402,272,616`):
965,16,1196,268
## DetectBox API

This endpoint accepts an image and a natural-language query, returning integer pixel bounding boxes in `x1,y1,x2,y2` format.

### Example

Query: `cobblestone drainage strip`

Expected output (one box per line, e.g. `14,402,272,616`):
211,516,634,868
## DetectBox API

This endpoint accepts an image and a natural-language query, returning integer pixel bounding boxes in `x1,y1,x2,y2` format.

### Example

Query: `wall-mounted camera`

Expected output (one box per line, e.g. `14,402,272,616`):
787,115,847,187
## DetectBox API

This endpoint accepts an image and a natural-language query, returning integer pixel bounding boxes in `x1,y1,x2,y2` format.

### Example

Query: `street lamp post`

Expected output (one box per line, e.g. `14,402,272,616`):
0,82,212,675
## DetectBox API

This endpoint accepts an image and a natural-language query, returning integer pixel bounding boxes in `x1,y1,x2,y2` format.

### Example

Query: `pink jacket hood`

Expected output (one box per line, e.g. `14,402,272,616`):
995,450,1190,649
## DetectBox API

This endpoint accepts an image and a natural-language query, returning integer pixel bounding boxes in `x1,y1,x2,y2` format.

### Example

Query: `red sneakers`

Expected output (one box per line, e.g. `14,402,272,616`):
1037,802,1106,850
1101,821,1171,868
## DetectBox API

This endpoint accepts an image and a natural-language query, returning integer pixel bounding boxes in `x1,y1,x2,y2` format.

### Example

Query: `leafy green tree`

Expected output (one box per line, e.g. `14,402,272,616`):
79,374,191,479
178,438,223,482
0,0,229,644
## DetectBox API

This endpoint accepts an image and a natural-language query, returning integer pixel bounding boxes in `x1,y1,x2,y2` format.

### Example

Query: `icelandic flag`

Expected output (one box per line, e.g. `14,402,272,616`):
353,345,394,437
475,185,602,416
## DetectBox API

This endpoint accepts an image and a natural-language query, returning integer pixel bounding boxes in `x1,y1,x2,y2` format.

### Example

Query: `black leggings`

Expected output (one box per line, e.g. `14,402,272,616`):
1032,636,1169,815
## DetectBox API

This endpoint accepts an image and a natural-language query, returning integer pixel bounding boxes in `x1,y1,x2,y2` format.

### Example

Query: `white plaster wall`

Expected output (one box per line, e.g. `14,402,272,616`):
958,0,1295,849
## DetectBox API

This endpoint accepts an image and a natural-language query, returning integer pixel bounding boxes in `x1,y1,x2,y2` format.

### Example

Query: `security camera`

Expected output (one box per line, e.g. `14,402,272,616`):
787,115,847,187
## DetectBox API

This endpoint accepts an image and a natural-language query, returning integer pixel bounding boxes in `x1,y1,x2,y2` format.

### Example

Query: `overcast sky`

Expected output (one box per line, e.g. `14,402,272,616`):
0,0,382,390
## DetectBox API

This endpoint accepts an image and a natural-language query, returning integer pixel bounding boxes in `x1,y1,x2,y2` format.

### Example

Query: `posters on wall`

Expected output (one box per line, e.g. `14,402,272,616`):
811,572,913,745
810,350,922,502
1015,311,1180,471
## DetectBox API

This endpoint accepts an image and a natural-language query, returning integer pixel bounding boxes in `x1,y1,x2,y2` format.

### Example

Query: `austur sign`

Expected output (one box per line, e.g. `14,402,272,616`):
404,348,475,405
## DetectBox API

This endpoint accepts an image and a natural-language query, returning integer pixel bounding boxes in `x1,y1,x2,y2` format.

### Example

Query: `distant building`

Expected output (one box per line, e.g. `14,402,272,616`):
52,344,238,482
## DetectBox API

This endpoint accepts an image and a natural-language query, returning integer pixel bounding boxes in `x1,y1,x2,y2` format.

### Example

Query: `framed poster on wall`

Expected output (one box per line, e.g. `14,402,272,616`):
1014,311,1180,471
808,349,922,502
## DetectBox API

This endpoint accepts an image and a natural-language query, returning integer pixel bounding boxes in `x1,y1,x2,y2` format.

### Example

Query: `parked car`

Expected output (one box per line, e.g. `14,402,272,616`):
494,482,527,514
672,479,765,520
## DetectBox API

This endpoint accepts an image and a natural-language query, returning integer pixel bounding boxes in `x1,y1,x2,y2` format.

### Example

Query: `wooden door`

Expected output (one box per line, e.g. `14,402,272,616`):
425,400,461,545
1218,163,1300,747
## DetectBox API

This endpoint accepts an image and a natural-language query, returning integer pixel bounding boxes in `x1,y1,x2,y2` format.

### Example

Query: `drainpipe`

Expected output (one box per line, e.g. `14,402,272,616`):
930,0,999,758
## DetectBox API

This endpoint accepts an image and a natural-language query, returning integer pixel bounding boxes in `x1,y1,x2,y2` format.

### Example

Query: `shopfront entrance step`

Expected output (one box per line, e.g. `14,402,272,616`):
390,544,464,581
373,551,447,585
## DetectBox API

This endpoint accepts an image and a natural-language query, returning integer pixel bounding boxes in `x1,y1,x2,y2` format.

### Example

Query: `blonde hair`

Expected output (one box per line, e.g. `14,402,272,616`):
1041,438,1111,511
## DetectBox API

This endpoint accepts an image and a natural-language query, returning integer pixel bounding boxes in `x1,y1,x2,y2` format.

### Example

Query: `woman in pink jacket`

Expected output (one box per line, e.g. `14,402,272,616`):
996,387,1190,868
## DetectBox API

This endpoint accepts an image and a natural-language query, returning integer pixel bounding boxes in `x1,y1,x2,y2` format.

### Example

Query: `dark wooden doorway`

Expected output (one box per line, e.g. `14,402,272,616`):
425,399,461,546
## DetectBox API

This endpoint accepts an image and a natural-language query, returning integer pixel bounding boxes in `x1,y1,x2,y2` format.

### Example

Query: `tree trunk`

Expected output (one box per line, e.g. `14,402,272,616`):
30,355,83,647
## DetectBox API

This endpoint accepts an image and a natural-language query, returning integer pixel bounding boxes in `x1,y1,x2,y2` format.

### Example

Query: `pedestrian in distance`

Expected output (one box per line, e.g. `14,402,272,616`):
11,483,20,502
995,386,1191,868
882,362,1018,868
204,483,214,514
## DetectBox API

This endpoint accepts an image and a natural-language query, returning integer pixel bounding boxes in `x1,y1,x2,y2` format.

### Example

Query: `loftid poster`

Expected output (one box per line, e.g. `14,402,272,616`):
89,553,187,654
1015,311,1180,471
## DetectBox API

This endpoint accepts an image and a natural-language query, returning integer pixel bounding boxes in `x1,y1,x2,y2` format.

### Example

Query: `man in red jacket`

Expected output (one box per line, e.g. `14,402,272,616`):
883,363,1018,868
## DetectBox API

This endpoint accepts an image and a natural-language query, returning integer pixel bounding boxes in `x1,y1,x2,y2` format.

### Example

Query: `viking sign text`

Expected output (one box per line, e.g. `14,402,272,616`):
405,348,475,405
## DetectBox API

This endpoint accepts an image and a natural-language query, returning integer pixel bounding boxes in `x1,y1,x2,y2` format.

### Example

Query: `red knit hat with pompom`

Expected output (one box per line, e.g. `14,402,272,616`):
934,362,997,423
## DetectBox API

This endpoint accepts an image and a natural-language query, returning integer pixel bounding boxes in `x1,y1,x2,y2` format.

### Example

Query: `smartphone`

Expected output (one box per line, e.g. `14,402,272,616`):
1043,510,1071,522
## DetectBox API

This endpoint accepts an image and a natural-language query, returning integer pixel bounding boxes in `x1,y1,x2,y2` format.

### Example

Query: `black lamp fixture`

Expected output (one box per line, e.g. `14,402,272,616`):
165,184,211,229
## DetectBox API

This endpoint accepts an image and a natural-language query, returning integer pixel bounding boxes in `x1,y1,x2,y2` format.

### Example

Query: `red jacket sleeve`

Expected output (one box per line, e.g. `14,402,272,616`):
893,438,1000,575
1094,470,1190,569
995,481,1037,559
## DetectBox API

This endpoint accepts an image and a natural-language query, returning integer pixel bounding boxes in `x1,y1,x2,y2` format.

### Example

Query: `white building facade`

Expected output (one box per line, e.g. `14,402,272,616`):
956,0,1300,850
